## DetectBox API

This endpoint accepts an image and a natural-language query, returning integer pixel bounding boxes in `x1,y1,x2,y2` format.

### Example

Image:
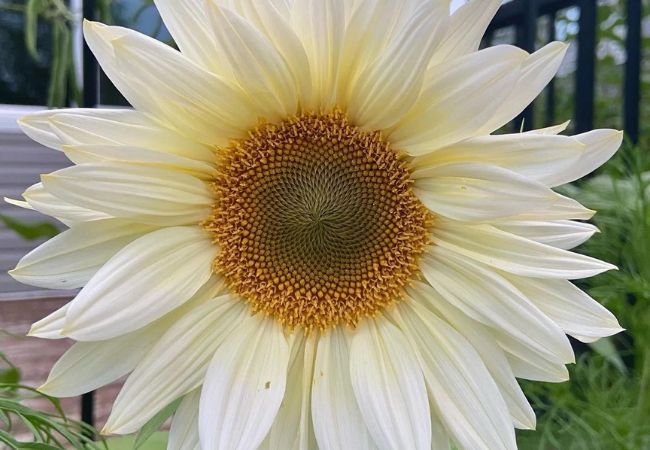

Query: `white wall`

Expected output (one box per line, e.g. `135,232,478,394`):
0,106,71,297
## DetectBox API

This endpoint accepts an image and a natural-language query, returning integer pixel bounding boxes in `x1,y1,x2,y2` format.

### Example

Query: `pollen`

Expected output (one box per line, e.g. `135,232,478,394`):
204,111,432,331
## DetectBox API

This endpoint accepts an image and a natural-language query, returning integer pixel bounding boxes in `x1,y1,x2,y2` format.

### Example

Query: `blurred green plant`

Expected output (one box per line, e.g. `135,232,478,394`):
0,215,59,241
0,0,112,107
517,144,650,449
0,351,107,449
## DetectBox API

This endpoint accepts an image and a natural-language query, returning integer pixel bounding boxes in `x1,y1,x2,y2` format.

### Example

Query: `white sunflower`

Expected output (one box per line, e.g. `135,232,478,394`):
9,0,624,449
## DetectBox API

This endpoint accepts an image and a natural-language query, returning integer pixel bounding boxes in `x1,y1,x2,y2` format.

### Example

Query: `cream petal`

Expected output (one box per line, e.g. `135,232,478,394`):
291,0,345,109
525,121,570,135
199,316,289,450
83,21,256,145
168,390,201,450
312,328,374,450
432,220,615,279
413,163,559,221
206,4,299,119
63,227,217,341
550,129,624,186
10,219,155,289
494,220,598,250
422,248,574,365
392,301,517,450
410,133,585,188
41,163,213,226
428,0,501,65
39,320,164,397
236,0,313,105
62,144,215,180
153,0,233,77
347,1,446,130
19,108,214,162
508,193,595,221
349,319,431,450
409,283,536,430
504,345,569,383
22,182,111,224
390,46,524,155
28,304,69,339
104,296,245,434
479,42,568,134
506,276,623,343
261,332,318,450
339,0,425,97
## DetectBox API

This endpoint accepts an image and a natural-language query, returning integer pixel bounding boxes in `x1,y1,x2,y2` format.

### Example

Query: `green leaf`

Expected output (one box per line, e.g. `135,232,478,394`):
133,400,180,450
0,215,59,240
0,367,21,385
25,0,45,60
47,20,71,107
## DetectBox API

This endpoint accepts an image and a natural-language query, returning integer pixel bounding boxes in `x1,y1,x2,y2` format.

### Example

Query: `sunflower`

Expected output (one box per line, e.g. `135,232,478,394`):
10,0,623,449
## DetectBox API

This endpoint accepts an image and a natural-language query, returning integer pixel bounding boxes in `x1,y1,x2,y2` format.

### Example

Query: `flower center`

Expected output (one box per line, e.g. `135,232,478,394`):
205,112,432,331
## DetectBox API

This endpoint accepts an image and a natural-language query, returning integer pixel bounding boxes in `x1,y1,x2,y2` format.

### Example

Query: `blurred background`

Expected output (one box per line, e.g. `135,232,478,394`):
0,0,648,448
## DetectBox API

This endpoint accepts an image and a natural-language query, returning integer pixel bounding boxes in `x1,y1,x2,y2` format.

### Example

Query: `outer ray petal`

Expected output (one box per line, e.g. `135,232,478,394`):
479,42,568,134
18,108,214,162
235,0,313,105
63,227,217,341
260,332,318,450
506,276,623,343
409,282,536,430
429,0,501,65
390,46,524,155
422,247,575,365
199,315,289,450
62,144,215,180
413,163,559,221
83,21,256,145
432,220,615,279
38,322,163,397
349,319,431,450
311,328,374,450
103,296,245,434
504,347,570,383
153,0,234,77
410,133,585,187
494,220,598,250
10,219,155,289
346,1,446,129
168,390,201,450
291,0,345,109
41,163,212,226
28,304,69,339
391,301,517,450
21,182,111,224
550,129,624,186
206,4,299,119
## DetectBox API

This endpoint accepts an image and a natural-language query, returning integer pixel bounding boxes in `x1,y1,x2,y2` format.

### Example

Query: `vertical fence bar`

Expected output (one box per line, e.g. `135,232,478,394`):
545,11,557,126
83,0,98,108
517,0,539,130
81,0,97,436
575,0,597,132
624,0,641,144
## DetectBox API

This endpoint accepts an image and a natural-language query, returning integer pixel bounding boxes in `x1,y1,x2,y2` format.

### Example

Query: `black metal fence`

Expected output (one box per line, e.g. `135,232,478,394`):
77,0,644,432
487,0,642,142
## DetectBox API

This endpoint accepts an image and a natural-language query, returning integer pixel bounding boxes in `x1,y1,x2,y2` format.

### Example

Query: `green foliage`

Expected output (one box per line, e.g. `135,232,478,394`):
518,145,650,449
0,0,113,107
106,432,168,450
0,215,59,241
0,352,107,449
132,399,179,450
